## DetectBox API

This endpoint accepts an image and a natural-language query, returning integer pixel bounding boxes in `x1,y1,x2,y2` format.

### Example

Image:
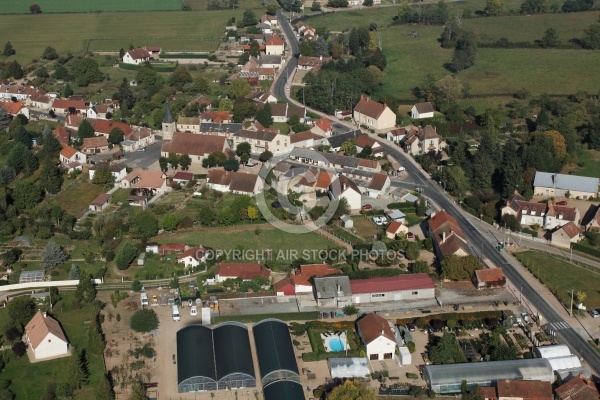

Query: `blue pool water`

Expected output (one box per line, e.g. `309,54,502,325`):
329,337,345,352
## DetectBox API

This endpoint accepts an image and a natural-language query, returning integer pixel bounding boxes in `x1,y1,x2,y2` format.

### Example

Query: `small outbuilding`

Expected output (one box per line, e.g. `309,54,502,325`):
411,102,435,119
89,193,112,212
25,311,69,360
19,270,45,283
12,235,32,247
340,215,353,229
473,268,506,289
328,357,370,379
399,346,412,365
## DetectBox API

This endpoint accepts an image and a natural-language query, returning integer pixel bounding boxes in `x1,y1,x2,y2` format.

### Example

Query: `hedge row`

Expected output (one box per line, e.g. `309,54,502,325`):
302,349,362,362
213,311,319,324
395,310,504,326
159,52,210,59
119,61,178,72
388,202,417,211
571,242,600,258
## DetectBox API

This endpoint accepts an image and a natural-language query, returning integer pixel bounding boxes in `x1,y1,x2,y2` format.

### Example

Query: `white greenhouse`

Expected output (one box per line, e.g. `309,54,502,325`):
328,358,370,379
533,344,571,359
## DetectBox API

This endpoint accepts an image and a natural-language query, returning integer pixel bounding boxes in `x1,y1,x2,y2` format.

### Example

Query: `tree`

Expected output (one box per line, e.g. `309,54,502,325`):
39,160,63,194
63,83,74,98
450,30,478,72
311,1,322,11
314,36,330,57
198,207,214,226
70,57,104,86
36,65,50,79
12,181,43,210
29,3,42,13
218,98,233,112
88,318,105,355
236,142,252,157
242,9,257,26
405,241,421,260
329,380,375,400
95,373,115,400
492,343,518,361
92,166,115,185
255,103,273,127
224,157,240,172
42,46,58,60
56,384,74,400
3,42,15,57
13,126,32,148
343,304,359,315
159,156,169,172
178,154,191,171
247,206,259,223
68,350,88,389
69,264,81,279
259,150,273,162
115,242,138,270
540,28,560,48
53,64,68,80
78,119,95,141
7,61,23,79
440,165,469,197
162,213,181,232
41,240,67,270
168,66,193,91
484,0,504,15
582,23,600,49
108,128,124,145
128,378,147,400
130,309,159,333
500,139,522,198
11,341,27,358
130,211,159,242
229,78,252,99
340,140,357,156
333,197,351,220
74,272,96,306
575,290,587,304
7,297,34,327
410,261,430,274
520,0,549,13
441,255,483,281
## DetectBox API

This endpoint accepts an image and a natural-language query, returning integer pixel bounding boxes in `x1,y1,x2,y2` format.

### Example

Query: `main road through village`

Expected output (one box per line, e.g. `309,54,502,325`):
273,9,600,374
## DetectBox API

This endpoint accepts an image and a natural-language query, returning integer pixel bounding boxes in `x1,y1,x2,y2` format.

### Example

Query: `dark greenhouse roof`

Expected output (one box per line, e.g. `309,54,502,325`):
177,323,255,386
214,322,255,380
253,319,299,379
177,325,216,384
263,380,305,400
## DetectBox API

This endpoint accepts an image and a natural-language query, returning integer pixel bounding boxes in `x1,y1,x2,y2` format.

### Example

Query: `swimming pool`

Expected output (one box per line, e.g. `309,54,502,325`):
329,337,345,352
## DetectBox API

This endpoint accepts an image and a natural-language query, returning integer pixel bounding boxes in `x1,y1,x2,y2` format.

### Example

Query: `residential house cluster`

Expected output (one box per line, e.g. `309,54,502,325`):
353,96,397,132
206,169,262,196
121,46,161,65
296,21,318,40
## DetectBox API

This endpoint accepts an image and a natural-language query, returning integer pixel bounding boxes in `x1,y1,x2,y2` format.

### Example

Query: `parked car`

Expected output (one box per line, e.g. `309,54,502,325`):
190,306,198,317
407,323,416,332
172,354,176,364
137,148,145,152
590,309,599,318
362,204,373,210
398,166,406,172
521,312,529,322
556,200,568,206
373,216,384,226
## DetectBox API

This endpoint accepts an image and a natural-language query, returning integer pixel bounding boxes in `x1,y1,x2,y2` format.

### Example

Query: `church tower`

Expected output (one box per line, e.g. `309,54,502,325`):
161,100,176,140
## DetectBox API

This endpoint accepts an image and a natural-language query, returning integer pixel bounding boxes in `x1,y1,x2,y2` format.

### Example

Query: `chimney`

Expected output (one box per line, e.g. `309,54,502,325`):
43,312,47,318
442,231,446,243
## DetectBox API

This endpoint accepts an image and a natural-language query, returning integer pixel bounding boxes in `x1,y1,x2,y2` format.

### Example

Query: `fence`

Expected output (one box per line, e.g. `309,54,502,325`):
571,242,600,258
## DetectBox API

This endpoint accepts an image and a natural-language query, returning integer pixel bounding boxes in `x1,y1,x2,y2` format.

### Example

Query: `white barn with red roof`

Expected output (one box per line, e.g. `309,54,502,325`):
356,312,398,361
349,274,435,304
216,263,270,282
177,246,208,268
123,48,151,65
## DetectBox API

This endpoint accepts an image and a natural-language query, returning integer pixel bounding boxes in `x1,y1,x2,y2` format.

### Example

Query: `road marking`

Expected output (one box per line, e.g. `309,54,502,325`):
551,321,570,330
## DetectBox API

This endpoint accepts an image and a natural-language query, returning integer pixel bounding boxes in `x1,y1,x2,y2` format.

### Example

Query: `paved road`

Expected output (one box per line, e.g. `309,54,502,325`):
274,10,300,102
122,139,163,169
378,139,600,374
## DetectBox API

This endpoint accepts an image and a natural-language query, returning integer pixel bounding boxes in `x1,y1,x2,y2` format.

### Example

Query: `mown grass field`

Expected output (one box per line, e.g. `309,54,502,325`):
515,250,600,309
0,8,251,63
306,10,600,98
567,150,600,178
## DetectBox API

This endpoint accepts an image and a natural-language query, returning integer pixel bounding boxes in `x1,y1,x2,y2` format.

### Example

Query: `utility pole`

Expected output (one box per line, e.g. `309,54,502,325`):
520,282,522,305
569,289,574,316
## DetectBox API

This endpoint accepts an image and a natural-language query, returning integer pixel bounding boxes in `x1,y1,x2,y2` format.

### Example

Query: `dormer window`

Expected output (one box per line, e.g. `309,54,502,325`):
559,213,563,220
530,209,536,215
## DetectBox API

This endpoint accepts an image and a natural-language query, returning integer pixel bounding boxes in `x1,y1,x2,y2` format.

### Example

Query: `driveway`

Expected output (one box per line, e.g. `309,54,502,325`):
122,139,162,170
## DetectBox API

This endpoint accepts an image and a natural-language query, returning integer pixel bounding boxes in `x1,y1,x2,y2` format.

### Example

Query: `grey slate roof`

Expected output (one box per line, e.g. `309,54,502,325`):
163,101,175,124
327,130,361,149
533,172,599,194
200,122,243,134
313,275,352,298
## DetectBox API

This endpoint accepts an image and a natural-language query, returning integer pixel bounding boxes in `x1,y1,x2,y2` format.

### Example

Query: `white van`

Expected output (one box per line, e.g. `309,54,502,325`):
172,305,181,321
140,292,148,307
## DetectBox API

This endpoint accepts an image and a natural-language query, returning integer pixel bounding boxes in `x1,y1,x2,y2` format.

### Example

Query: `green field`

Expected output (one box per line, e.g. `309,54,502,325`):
0,9,248,63
152,224,341,262
567,150,600,178
515,250,600,309
306,10,600,98
462,12,599,43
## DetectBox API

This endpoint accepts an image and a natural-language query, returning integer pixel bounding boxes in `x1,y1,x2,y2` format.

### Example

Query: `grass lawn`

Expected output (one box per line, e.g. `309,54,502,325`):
567,150,600,178
51,180,108,218
0,10,246,63
0,0,180,13
0,294,104,399
327,224,364,245
152,224,340,262
404,212,424,227
515,250,600,309
110,188,131,205
462,12,598,43
351,215,378,240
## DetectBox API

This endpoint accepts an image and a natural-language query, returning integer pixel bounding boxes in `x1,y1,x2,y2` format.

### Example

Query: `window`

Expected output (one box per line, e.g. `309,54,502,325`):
372,293,385,298
412,291,418,295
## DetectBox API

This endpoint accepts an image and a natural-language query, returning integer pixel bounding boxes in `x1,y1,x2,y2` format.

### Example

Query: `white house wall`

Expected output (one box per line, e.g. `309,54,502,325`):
352,288,435,304
32,333,69,360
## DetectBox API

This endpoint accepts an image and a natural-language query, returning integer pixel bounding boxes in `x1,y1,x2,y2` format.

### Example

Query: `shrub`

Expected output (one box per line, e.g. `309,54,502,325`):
130,309,159,333
406,341,416,353
11,341,27,357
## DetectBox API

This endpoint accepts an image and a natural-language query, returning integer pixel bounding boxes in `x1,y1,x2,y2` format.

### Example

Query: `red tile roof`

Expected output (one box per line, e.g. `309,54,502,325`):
290,130,321,144
475,268,505,284
350,274,435,294
368,173,389,191
90,193,111,206
355,135,377,148
274,277,296,295
60,145,77,159
52,99,88,110
178,246,206,261
354,96,387,119
173,171,194,181
93,119,132,136
315,116,332,132
315,170,334,190
81,136,109,149
218,263,269,280
159,243,186,255
127,48,150,60
266,36,284,46
386,220,404,235
25,311,68,349
161,132,226,157
357,312,395,344
1,101,24,115
558,221,581,239
555,375,600,400
298,263,340,278
496,380,553,400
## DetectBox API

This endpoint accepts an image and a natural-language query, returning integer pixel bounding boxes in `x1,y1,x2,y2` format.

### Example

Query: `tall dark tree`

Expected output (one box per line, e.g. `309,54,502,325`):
449,30,478,72
70,57,104,86
63,83,74,98
3,42,15,56
7,60,23,79
11,181,43,210
42,46,58,60
115,78,135,109
74,272,96,307
78,119,95,141
499,139,522,197
255,103,273,127
39,160,63,194
12,126,32,148
108,128,124,145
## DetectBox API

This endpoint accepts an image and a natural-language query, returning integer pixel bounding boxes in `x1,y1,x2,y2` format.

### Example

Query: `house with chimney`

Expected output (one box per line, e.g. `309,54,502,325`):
25,311,69,361
427,210,470,260
1,101,29,119
59,145,86,165
411,102,435,119
404,125,442,156
387,125,418,144
177,246,208,268
297,55,332,71
311,116,333,137
265,35,285,55
356,313,397,361
123,48,151,65
329,175,362,211
473,268,506,289
353,96,396,132
160,132,227,165
274,263,342,296
232,129,291,155
550,221,582,248
80,136,110,154
354,135,383,156
555,373,600,400
533,171,598,199
501,193,580,230
206,170,262,196
51,99,89,115
121,168,170,195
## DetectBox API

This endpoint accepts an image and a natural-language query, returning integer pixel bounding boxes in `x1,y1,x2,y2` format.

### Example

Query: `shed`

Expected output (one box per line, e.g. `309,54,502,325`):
546,355,581,371
137,252,146,266
12,235,32,247
340,215,353,229
328,358,370,379
89,193,112,212
399,346,412,365
19,270,45,283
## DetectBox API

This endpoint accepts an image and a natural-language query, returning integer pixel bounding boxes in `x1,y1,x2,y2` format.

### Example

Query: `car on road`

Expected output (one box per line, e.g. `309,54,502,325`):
190,306,197,317
362,204,373,210
137,148,145,152
590,309,599,318
173,354,176,364
556,200,568,206
398,166,405,172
